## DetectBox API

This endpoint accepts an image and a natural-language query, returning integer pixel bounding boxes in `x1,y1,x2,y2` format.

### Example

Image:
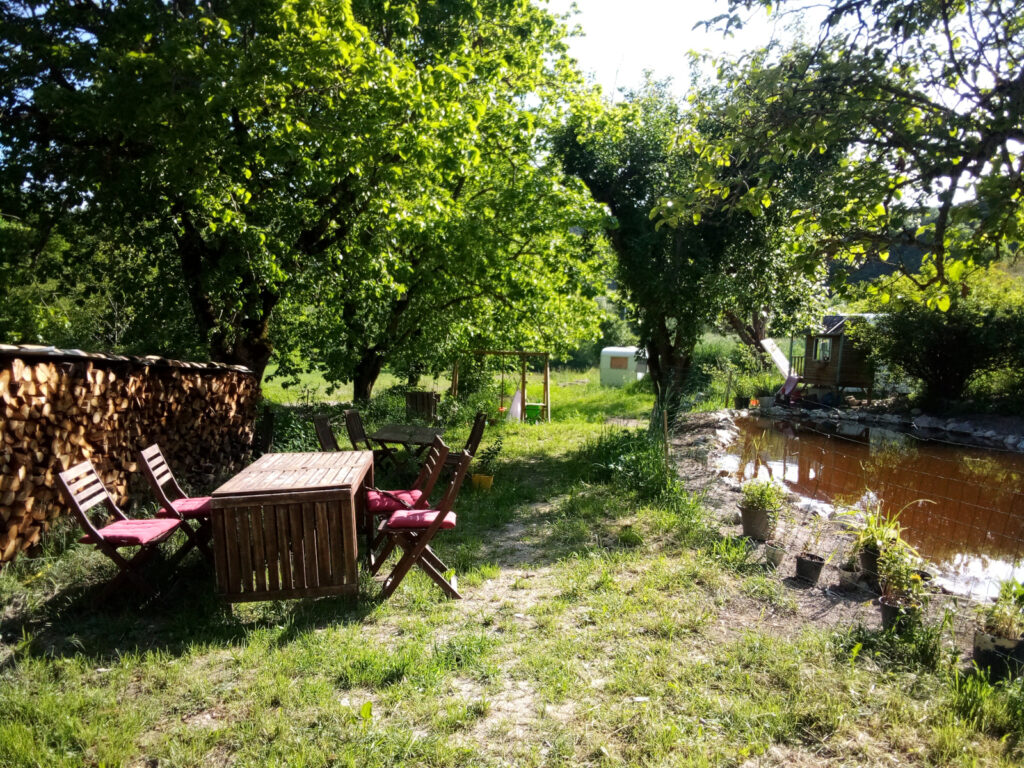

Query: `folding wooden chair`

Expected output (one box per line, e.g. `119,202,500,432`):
366,436,449,562
344,409,397,467
313,414,340,452
139,444,213,562
444,411,486,471
59,460,185,599
371,450,473,599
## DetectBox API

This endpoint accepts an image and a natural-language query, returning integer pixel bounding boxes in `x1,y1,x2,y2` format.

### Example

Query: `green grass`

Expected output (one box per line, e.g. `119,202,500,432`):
1,368,1022,766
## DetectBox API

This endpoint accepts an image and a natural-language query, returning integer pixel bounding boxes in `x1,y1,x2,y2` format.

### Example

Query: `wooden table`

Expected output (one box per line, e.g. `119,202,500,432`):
368,424,443,455
210,451,373,602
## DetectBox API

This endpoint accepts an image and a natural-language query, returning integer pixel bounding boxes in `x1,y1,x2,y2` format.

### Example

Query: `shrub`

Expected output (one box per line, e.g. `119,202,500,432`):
856,265,1024,405
584,429,675,499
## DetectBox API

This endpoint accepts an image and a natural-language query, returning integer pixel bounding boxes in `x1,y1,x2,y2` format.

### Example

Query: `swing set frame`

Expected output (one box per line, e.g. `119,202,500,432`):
449,350,551,422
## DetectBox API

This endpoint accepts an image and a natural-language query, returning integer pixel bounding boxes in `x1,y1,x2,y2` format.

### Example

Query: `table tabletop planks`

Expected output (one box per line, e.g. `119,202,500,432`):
212,451,373,498
368,424,442,446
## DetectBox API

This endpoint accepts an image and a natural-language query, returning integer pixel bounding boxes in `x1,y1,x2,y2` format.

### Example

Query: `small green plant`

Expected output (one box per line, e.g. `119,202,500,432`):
976,578,1024,639
802,514,829,555
848,503,918,556
740,480,786,521
474,437,503,476
877,543,925,605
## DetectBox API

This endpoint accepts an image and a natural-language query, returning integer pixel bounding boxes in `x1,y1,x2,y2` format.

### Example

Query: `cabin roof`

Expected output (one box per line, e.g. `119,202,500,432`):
811,313,880,336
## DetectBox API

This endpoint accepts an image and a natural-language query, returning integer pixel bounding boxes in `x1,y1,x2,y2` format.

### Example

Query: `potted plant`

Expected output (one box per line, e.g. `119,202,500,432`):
732,376,754,410
876,542,924,632
837,551,860,591
471,438,502,491
973,578,1024,679
848,506,904,592
764,539,786,569
738,480,785,542
794,516,827,585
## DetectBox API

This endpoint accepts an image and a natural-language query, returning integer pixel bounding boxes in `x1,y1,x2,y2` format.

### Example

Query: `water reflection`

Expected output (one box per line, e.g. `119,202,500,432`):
721,416,1024,595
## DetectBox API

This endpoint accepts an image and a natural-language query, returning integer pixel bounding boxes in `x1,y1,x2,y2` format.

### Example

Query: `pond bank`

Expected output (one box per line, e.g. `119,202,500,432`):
669,410,982,658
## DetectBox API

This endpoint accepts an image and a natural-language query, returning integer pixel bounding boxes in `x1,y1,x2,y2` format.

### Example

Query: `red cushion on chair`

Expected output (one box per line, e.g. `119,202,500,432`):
156,496,212,519
385,508,456,530
367,489,424,514
80,518,181,546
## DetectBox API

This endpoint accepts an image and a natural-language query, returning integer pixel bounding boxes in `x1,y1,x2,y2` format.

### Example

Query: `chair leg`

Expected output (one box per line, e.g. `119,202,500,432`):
379,534,420,599
413,555,461,599
96,544,156,603
370,536,398,575
420,545,448,574
194,518,215,563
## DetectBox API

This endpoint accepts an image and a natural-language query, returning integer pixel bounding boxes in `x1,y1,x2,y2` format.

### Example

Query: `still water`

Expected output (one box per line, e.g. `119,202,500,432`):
719,416,1024,597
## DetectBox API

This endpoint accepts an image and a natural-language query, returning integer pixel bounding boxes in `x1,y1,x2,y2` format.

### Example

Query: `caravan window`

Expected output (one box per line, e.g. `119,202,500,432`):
609,356,629,370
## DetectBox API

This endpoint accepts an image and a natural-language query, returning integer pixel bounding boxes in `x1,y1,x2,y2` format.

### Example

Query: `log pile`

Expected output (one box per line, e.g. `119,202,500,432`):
0,346,259,563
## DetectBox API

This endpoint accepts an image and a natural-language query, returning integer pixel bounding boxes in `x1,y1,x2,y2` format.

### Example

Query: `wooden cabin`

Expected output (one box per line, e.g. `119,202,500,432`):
791,315,874,390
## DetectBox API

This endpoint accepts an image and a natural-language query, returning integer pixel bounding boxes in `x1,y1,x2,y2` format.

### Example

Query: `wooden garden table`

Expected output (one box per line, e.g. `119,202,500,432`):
368,424,443,457
210,451,373,602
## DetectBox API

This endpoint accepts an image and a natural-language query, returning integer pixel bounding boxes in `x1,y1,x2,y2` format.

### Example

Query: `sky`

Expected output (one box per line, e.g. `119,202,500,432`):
544,0,823,97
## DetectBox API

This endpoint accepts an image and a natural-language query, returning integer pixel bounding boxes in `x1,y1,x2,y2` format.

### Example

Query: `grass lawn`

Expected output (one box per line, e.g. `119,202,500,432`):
1,369,1022,766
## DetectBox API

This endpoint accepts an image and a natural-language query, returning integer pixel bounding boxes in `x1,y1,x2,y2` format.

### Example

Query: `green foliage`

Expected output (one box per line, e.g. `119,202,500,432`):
691,1,1024,302
554,77,829,413
857,293,1017,404
833,616,955,673
739,480,786,520
976,579,1024,639
565,306,637,370
877,545,925,605
947,667,998,731
1,0,606,384
583,429,675,500
473,438,503,477
848,505,910,557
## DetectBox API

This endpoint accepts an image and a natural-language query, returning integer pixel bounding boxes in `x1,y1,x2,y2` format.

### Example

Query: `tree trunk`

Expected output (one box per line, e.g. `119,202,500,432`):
176,216,278,383
353,348,385,402
724,310,771,366
643,319,695,420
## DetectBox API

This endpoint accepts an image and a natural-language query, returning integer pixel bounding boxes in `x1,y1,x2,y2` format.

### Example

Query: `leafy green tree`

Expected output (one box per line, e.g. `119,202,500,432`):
1,0,597,384
554,78,829,409
677,1,1024,308
856,262,1024,404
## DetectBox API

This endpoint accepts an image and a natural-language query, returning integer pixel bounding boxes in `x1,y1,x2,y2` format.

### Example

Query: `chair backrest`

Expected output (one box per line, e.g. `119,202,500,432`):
412,436,449,503
139,443,185,509
58,460,127,542
313,414,340,452
464,411,487,456
256,406,275,453
406,390,440,422
435,450,473,517
344,409,370,451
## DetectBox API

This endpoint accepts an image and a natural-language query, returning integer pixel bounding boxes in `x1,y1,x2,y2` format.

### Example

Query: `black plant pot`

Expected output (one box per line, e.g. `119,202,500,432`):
739,506,774,541
733,395,751,409
973,630,1024,680
794,552,825,585
859,546,880,592
879,595,921,633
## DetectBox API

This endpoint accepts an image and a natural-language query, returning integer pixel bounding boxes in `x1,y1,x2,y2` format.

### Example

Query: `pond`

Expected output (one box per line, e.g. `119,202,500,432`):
719,415,1024,598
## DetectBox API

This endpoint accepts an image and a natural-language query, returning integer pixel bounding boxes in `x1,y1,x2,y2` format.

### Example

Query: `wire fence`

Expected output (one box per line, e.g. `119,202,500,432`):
720,414,1024,602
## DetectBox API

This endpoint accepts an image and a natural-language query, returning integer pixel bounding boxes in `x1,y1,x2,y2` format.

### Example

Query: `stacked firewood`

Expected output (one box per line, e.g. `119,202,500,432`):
0,347,259,563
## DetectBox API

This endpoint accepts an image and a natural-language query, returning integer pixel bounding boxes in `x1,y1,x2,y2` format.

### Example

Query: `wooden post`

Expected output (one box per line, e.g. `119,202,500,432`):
724,370,733,408
450,361,459,397
520,357,527,423
787,336,794,378
543,354,550,422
